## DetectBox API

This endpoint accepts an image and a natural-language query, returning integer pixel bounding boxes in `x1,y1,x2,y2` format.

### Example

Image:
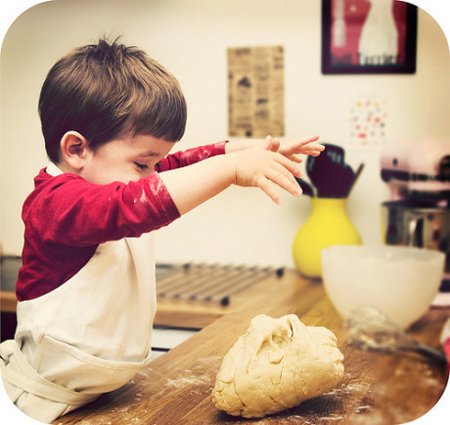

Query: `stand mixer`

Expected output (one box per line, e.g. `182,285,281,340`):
380,139,450,291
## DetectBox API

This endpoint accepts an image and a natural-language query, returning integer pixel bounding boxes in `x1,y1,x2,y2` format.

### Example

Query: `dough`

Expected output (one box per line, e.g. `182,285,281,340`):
212,314,344,418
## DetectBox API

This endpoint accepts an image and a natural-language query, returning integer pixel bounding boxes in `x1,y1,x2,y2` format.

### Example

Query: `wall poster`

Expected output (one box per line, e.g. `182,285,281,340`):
322,0,417,74
228,45,284,137
349,95,388,147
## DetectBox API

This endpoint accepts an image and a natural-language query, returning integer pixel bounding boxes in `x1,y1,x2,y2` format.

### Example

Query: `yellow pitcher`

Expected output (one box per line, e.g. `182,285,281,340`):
292,198,361,278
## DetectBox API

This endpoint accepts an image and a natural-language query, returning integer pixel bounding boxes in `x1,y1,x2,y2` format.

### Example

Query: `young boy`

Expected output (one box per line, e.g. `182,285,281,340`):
0,38,323,422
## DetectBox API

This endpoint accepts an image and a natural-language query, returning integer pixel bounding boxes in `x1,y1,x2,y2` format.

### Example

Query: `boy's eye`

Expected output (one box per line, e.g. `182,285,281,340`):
134,162,149,170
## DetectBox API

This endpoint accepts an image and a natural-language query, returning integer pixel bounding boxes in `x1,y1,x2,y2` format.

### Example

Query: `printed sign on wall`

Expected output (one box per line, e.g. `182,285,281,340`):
228,46,284,137
349,95,387,147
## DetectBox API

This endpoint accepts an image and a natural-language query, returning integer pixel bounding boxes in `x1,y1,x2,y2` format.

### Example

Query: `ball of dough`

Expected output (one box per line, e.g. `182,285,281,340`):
212,314,344,418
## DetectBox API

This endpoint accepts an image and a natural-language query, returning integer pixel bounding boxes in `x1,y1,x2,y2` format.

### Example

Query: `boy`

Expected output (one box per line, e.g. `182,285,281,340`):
0,38,323,422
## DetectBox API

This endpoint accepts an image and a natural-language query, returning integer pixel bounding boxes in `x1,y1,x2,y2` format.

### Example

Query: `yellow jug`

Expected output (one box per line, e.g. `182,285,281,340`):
292,198,362,278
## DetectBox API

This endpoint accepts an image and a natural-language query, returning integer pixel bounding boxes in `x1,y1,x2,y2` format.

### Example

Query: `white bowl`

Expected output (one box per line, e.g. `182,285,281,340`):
321,245,445,329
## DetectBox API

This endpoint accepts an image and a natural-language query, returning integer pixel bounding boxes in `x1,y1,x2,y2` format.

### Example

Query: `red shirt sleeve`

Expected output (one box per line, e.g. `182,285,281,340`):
26,171,180,247
155,141,227,172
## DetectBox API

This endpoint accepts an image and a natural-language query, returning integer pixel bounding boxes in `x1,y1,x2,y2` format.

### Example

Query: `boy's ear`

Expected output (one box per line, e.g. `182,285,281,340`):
59,131,90,170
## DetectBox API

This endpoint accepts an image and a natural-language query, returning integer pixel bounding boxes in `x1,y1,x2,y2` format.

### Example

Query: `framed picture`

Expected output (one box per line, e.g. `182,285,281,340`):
321,0,417,74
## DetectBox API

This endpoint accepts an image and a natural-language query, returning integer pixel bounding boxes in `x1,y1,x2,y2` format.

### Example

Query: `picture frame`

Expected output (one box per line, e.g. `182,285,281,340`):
321,0,417,74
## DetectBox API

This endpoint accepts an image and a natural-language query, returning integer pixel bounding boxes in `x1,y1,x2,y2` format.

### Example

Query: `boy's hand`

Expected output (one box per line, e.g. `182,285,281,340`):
160,144,305,215
225,135,325,163
262,135,324,162
231,149,302,204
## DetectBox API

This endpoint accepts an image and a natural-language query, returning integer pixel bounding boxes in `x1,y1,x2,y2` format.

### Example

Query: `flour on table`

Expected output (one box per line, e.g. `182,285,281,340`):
212,314,345,418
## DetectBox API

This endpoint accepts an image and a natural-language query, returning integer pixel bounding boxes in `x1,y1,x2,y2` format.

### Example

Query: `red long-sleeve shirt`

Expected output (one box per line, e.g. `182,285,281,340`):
17,142,226,301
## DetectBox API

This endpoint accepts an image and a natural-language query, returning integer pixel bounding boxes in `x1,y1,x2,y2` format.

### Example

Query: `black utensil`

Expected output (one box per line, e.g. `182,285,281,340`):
345,163,365,197
338,164,355,198
306,144,346,197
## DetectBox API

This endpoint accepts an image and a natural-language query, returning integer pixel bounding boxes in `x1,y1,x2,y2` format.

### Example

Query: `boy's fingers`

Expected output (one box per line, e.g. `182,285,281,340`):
257,176,282,204
299,135,321,146
289,154,303,163
259,135,274,152
281,138,322,156
266,169,302,196
272,152,302,177
273,161,301,187
305,143,326,152
308,148,324,157
266,135,280,152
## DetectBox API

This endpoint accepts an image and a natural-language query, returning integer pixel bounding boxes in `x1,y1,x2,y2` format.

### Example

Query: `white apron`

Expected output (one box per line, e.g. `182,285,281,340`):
0,234,156,423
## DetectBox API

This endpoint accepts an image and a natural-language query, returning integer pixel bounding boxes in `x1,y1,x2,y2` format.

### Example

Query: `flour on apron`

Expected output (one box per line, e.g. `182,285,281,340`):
0,234,156,423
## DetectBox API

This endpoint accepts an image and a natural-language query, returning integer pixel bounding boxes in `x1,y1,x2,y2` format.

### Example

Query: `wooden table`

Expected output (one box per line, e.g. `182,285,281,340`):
48,270,448,424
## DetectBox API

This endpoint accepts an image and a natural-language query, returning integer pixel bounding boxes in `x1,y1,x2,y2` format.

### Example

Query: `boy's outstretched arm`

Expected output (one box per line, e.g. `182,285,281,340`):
225,135,324,161
159,148,302,215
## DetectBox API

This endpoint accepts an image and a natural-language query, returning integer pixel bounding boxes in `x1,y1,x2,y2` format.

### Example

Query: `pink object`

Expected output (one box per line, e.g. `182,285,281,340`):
440,318,450,373
380,139,450,200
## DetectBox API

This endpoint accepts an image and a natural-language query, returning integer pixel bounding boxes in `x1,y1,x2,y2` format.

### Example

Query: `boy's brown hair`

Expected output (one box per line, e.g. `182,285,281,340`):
39,37,187,163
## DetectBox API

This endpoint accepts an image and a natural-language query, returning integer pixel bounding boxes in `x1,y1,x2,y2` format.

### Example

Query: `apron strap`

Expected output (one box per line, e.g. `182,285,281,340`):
1,340,96,406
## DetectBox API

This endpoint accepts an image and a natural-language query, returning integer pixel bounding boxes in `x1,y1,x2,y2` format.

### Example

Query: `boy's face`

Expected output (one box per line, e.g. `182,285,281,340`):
80,134,174,184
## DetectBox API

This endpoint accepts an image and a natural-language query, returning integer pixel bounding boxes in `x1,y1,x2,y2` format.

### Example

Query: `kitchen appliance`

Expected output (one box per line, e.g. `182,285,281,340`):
380,139,450,291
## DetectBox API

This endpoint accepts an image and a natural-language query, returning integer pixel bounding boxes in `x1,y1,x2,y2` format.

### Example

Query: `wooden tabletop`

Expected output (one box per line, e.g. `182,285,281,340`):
55,270,448,424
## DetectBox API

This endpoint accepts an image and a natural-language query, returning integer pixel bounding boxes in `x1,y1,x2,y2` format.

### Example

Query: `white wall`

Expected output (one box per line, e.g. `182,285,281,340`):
1,0,449,267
